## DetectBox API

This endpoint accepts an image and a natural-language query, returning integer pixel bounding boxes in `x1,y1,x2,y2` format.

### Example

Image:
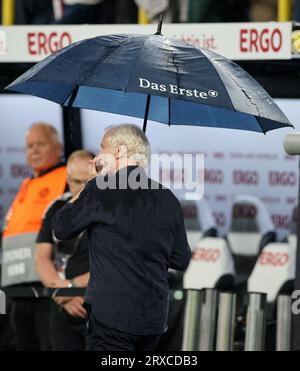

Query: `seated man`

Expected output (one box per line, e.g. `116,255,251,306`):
35,150,94,351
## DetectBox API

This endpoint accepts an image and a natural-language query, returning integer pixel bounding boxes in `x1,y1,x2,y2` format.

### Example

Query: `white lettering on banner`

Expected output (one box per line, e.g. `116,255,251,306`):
0,30,6,55
3,247,32,263
7,263,25,277
138,78,218,100
150,153,204,195
240,28,282,53
258,252,289,267
192,248,221,263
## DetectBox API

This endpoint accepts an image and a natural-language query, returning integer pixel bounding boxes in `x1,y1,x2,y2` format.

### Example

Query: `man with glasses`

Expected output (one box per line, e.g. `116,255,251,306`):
36,150,94,351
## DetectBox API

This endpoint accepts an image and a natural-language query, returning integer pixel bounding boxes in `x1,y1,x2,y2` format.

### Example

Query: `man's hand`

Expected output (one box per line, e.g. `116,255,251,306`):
50,278,71,288
63,297,87,318
88,158,98,180
68,158,97,204
53,296,72,306
51,279,73,306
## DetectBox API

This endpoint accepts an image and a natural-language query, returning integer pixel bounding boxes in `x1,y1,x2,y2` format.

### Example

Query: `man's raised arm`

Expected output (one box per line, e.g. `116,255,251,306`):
53,180,97,241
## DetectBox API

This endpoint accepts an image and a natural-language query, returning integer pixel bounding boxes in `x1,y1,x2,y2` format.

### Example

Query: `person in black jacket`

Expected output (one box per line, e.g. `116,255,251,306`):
36,150,94,351
53,124,191,351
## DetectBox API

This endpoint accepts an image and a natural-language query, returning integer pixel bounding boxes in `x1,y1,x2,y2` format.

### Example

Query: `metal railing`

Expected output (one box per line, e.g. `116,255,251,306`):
276,294,292,351
183,289,292,351
216,292,236,351
244,293,267,351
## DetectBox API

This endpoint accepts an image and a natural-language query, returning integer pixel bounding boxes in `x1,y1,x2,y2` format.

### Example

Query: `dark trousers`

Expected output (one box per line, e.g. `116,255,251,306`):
50,302,87,351
0,298,16,350
10,298,52,351
87,310,161,351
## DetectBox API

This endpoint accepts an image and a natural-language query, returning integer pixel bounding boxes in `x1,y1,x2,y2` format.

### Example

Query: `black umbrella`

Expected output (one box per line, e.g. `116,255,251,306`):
6,17,293,133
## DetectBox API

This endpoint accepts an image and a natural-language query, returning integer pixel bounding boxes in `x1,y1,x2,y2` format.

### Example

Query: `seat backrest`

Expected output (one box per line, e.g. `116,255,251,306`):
248,242,296,303
181,199,217,251
228,195,275,256
227,195,276,287
228,232,262,256
183,237,235,290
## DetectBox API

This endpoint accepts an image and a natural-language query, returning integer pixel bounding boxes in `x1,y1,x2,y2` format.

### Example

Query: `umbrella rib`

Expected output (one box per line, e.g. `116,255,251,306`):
126,36,153,92
255,117,266,135
195,49,268,131
200,49,267,120
185,47,236,112
223,69,263,117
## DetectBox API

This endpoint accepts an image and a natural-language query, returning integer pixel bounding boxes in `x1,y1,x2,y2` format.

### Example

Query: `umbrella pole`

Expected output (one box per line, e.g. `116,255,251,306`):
143,95,151,133
155,13,164,35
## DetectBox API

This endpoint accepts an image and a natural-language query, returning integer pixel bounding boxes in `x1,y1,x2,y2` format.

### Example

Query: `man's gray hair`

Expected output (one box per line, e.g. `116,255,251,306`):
106,124,151,168
29,122,60,144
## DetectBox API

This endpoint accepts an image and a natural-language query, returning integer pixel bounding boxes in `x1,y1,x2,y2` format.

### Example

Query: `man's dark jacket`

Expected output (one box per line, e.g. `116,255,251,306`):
53,166,191,335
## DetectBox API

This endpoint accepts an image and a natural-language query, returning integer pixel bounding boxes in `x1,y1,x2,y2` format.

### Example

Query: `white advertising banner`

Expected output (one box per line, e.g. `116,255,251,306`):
0,22,292,62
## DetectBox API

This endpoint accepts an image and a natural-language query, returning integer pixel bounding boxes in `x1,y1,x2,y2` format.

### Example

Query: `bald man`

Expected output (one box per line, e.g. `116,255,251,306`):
2,123,67,351
36,150,93,351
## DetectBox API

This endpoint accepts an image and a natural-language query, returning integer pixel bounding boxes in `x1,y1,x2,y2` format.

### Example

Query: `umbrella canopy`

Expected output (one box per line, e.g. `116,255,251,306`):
6,29,293,133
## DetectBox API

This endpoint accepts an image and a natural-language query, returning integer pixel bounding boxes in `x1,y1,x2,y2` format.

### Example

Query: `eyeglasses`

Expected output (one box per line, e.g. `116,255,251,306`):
67,174,89,186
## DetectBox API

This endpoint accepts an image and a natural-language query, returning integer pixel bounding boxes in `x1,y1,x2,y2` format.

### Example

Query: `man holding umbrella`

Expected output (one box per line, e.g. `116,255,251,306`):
53,124,191,351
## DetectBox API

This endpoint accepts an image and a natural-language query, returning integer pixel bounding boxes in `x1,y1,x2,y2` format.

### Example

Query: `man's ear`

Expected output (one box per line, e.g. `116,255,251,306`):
117,144,127,159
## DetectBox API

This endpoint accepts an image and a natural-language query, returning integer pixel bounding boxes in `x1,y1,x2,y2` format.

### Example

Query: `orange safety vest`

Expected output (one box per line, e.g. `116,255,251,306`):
3,165,67,238
1,165,67,286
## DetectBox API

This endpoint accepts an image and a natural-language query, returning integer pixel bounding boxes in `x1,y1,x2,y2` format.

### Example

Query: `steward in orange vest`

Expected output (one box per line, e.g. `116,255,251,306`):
1,123,68,351
1,123,67,287
2,164,67,286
